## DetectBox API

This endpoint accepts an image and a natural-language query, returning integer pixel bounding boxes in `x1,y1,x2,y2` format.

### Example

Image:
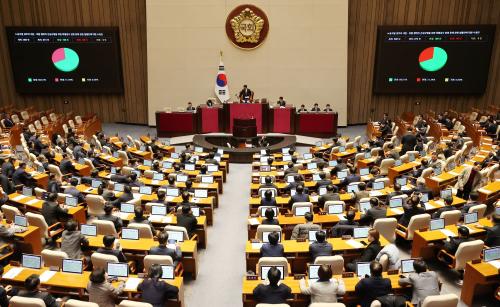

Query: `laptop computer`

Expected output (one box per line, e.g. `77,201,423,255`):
22,186,33,197
207,165,218,172
396,177,407,186
395,160,402,167
120,203,135,213
91,180,102,189
107,262,129,278
303,153,313,160
372,181,385,190
161,265,175,279
22,254,41,269
81,224,97,236
185,164,195,171
62,259,83,274
121,228,139,240
337,171,348,179
327,204,343,215
143,160,152,167
166,230,184,242
282,155,292,162
356,262,371,277
464,212,478,225
151,205,167,216
201,176,214,184
262,231,281,243
312,174,321,181
389,197,403,208
14,215,27,227
308,230,319,242
139,186,153,195
483,247,500,262
364,152,372,159
308,264,321,280
191,207,200,217
282,148,290,154
339,146,346,152
162,161,173,169
359,168,369,176
329,160,338,167
359,201,371,213
194,146,203,153
166,188,179,197
194,189,208,198
430,218,445,231
440,188,452,199
353,227,370,239
400,259,416,273
307,163,318,170
433,168,442,176
318,187,327,196
170,153,179,159
65,196,78,207
260,265,285,280
153,173,164,181
347,184,359,193
176,174,188,182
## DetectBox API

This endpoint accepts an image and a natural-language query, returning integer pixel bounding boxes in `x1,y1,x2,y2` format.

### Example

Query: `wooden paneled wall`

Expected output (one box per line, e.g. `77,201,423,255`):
348,0,500,124
0,0,147,124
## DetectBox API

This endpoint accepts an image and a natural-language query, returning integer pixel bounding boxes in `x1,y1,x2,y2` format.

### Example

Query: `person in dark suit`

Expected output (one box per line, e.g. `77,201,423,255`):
309,230,332,261
96,235,127,262
239,85,253,102
259,176,278,190
130,206,155,234
127,172,144,188
342,167,361,186
297,104,308,113
346,229,382,272
311,103,321,112
12,163,34,187
64,178,85,203
432,197,455,219
400,127,417,155
176,205,197,236
41,192,68,226
148,232,182,265
138,264,179,307
323,104,333,112
0,158,15,178
460,191,480,215
284,162,300,176
110,185,134,208
355,261,392,307
260,231,284,257
331,210,359,237
442,226,472,255
18,274,59,307
262,208,279,225
318,184,340,207
98,203,123,232
398,194,425,227
59,155,76,175
0,174,14,195
0,187,8,207
380,123,392,138
386,183,404,203
0,266,11,307
277,96,286,107
186,101,196,111
360,198,387,225
253,267,293,304
289,185,309,205
315,172,331,188
476,214,500,247
32,136,44,156
260,190,277,207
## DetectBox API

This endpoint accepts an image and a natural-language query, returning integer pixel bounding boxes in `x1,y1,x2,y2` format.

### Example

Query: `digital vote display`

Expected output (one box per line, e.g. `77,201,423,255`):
6,27,123,93
373,25,495,94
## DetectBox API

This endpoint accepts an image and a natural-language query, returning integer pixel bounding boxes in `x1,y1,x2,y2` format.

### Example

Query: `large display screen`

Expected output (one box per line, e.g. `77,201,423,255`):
6,27,123,94
373,25,495,94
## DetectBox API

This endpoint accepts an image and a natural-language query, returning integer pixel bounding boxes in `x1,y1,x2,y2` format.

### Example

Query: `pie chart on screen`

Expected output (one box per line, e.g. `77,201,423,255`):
419,46,447,72
51,48,79,72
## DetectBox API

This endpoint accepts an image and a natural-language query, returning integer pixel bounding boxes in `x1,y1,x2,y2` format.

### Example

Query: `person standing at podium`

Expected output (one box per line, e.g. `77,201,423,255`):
239,85,253,103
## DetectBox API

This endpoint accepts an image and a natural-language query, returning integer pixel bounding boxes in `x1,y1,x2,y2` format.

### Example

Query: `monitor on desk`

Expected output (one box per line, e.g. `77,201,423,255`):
201,176,214,184
217,148,224,155
318,187,327,196
153,173,164,181
312,174,321,181
191,207,200,217
408,154,416,162
464,212,478,224
294,206,311,216
286,176,295,183
260,149,267,156
171,153,179,159
337,171,348,179
176,174,188,182
360,168,369,176
448,162,456,171
167,230,184,242
262,231,281,243
420,193,429,203
327,204,343,215
396,177,407,186
143,159,152,167
401,259,416,273
260,265,284,280
194,146,203,153
329,160,338,167
260,206,278,217
315,141,323,147
78,158,86,165
151,205,167,216
364,152,372,159
353,227,370,239
308,230,319,242
373,181,385,190
347,184,359,193
281,148,290,154
307,163,318,170
260,165,271,172
22,254,41,269
282,155,292,162
483,247,500,262
81,224,97,236
14,215,27,227
395,160,402,167
114,183,125,192
185,164,195,171
121,228,139,240
139,146,146,152
62,259,83,274
194,189,208,198
440,188,452,199
356,262,371,277
166,188,179,197
161,265,175,279
433,168,442,176
162,161,173,169
91,179,102,189
259,176,269,184
22,186,33,197
37,165,45,173
107,262,129,278
389,197,403,208
359,201,371,213
339,146,346,152
430,218,445,231
420,150,426,157
308,264,321,280
71,176,81,185
303,153,313,160
139,185,153,195
120,203,135,213
259,157,268,164
207,165,218,172
65,196,78,207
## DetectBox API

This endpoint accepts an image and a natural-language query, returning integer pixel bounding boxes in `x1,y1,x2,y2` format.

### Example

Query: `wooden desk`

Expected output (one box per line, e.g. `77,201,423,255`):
1,221,42,255
425,165,465,194
388,161,420,183
97,153,123,167
461,261,500,306
331,148,358,160
248,193,354,214
54,154,91,177
477,180,500,204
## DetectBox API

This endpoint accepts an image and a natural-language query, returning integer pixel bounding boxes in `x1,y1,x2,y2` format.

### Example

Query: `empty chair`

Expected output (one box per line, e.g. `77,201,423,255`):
68,119,76,129
20,111,30,120
93,220,119,238
345,142,354,149
373,218,397,243
121,166,134,175
396,213,430,241
379,158,395,175
75,115,83,125
26,212,63,245
83,158,95,170
256,305,291,307
468,204,487,219
314,255,344,275
41,249,68,269
438,240,484,271
34,187,46,198
86,194,106,217
40,116,50,126
256,225,282,241
257,257,290,278
291,202,313,216
91,252,118,270
354,153,365,167
65,299,99,307
421,293,459,307
49,113,57,122
440,210,461,226
119,301,153,307
9,296,46,307
28,124,36,134
117,150,129,166
1,205,22,222
370,147,382,157
11,114,20,124
143,255,174,272
128,223,154,239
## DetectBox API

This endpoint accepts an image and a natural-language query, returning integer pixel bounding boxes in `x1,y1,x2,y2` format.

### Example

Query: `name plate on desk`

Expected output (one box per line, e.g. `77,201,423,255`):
246,274,258,280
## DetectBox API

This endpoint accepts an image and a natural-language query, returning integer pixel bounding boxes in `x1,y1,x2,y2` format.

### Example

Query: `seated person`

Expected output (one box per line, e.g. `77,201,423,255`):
259,176,278,190
186,101,196,111
98,203,123,232
289,184,309,205
386,183,403,203
460,191,480,215
309,230,332,261
297,104,308,113
152,190,167,204
398,194,425,227
110,185,134,208
87,267,125,307
432,196,455,219
318,184,340,207
253,267,293,304
311,103,321,112
375,243,400,270
260,231,284,257
398,259,440,306
331,210,359,237
128,172,144,187
260,190,277,207
360,198,387,225
261,208,279,225
149,232,182,265
138,264,179,307
64,178,85,203
442,226,472,255
315,172,331,188
41,192,68,226
353,182,370,203
475,213,500,246
96,235,127,262
299,264,345,303
346,229,382,272
18,274,59,307
355,261,392,307
60,219,88,259
290,212,320,240
323,104,333,112
130,206,156,234
176,205,197,237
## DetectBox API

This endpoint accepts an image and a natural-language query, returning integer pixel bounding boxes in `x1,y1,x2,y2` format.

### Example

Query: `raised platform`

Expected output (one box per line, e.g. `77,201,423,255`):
192,134,297,163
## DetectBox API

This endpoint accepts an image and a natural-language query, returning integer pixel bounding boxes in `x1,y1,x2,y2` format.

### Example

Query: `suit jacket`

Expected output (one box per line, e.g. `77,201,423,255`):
316,179,332,188
41,201,68,225
401,133,417,154
96,247,127,262
110,192,134,207
399,271,440,305
137,278,179,307
149,245,182,261
484,224,500,247
98,214,123,231
61,230,88,259
354,190,370,202
12,168,33,186
355,276,392,307
290,222,321,240
59,159,76,174
358,240,382,263
18,290,59,307
0,174,14,194
343,174,361,186
331,222,358,237
176,213,197,236
64,186,85,203
432,206,455,219
309,241,333,260
443,237,471,255
260,198,277,207
260,243,285,257
361,207,387,224
299,278,345,303
318,193,340,207
47,179,61,193
289,193,309,205
253,284,293,304
1,162,14,178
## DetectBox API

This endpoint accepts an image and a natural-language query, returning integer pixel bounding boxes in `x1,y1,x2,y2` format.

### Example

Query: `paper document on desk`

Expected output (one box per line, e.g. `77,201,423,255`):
477,188,489,194
251,243,263,250
424,203,435,210
346,239,364,249
248,218,260,225
434,200,445,207
165,196,175,202
163,216,173,223
148,216,163,223
198,183,209,188
40,270,57,282
401,186,411,192
3,267,23,279
118,213,130,219
151,180,159,185
132,193,141,199
26,199,40,205
125,277,142,291
488,260,500,269
336,214,347,221
310,196,319,203
369,191,383,197
391,208,404,215
12,195,26,202
448,171,459,176
440,229,456,237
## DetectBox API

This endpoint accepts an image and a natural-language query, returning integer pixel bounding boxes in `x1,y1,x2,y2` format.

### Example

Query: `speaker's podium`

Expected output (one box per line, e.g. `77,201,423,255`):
232,118,257,138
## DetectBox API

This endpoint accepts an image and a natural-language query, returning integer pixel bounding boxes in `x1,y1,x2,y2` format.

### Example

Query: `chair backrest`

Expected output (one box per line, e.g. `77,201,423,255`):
65,299,99,307
345,142,354,149
11,114,20,123
128,223,154,239
48,164,63,182
292,202,313,216
143,255,174,272
371,147,382,157
83,158,95,170
74,116,83,125
34,120,43,130
119,300,153,307
314,255,344,275
256,305,291,307
421,293,459,307
257,206,278,217
49,113,57,122
85,195,106,217
379,158,395,175
9,296,46,307
257,257,289,278
164,225,189,240
102,146,112,155
406,214,431,240
26,212,49,238
93,220,118,238
324,200,345,211
455,240,484,270
258,187,277,198
121,166,134,176
117,150,129,166
256,225,282,241
468,204,487,219
373,218,397,243
310,303,346,307
144,170,155,179
1,204,22,222
68,119,76,129
34,187,46,198
440,210,461,226
370,300,382,307
41,249,68,269
379,254,389,271
91,252,119,270
57,192,71,204
354,153,365,167
374,177,390,187
399,154,409,163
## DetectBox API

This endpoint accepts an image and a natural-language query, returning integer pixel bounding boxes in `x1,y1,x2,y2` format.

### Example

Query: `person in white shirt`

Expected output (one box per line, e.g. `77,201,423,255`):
299,264,346,303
